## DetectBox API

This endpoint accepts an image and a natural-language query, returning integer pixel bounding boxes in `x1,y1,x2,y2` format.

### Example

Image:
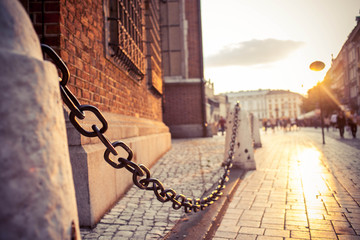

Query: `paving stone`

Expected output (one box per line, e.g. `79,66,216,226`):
290,230,310,239
235,234,257,240
310,229,338,239
264,228,290,237
213,230,238,239
337,235,360,240
257,236,283,240
239,226,265,235
80,130,360,239
215,129,360,239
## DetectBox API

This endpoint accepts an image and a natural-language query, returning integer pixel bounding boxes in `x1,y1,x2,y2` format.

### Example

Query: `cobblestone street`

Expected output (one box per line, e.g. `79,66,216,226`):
214,128,360,240
80,135,228,239
81,128,360,239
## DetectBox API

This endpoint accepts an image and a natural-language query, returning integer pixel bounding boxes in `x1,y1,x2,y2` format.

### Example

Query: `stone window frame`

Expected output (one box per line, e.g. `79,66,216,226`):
104,0,163,95
104,0,145,81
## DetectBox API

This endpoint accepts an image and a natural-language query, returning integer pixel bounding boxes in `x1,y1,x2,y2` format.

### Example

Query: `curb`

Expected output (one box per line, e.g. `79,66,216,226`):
163,168,247,240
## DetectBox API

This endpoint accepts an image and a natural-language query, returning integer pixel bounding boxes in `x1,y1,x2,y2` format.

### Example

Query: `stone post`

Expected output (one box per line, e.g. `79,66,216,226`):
224,105,256,170
0,1,80,239
250,113,262,148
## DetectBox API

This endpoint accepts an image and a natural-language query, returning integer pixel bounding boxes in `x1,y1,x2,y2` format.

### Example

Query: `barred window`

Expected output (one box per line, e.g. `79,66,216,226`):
107,0,145,80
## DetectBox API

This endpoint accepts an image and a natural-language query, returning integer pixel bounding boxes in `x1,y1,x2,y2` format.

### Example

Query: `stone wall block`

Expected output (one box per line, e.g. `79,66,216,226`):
0,0,80,239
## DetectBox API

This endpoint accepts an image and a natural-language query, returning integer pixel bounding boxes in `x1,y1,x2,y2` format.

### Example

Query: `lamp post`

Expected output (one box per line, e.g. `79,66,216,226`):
310,61,325,144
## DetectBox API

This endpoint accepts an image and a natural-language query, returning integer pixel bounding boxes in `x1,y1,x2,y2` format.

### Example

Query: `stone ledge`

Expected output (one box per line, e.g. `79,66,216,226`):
66,111,172,227
65,110,170,146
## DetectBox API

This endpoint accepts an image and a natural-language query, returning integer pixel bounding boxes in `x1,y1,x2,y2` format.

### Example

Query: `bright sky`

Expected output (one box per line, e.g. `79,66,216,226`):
201,0,359,95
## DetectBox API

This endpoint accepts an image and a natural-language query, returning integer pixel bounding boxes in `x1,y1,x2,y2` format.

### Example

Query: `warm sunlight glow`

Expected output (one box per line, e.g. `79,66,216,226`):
320,85,342,109
201,0,359,95
297,148,329,198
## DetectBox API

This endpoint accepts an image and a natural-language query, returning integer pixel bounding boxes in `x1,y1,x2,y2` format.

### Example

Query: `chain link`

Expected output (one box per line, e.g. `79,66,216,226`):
41,44,240,213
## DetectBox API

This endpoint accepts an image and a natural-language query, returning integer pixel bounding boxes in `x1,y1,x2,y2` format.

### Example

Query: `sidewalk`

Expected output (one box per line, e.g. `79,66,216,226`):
80,128,360,239
80,135,232,239
212,128,360,240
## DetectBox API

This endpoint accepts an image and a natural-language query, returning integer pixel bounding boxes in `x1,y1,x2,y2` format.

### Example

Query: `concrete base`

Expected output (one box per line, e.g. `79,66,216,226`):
224,108,256,170
250,113,262,148
66,112,171,227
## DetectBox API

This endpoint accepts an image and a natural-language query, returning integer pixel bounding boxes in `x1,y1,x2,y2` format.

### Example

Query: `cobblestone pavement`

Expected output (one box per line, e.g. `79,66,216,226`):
306,126,360,150
80,135,229,240
80,128,360,240
213,128,360,240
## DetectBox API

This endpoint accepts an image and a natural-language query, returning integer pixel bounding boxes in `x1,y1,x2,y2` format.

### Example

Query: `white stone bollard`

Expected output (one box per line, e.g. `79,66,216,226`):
224,105,256,170
250,113,262,148
0,1,80,239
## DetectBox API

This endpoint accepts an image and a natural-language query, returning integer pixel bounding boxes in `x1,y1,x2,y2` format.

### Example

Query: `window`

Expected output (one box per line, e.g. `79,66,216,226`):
348,48,356,63
350,65,357,81
350,86,357,98
105,0,163,94
107,0,145,80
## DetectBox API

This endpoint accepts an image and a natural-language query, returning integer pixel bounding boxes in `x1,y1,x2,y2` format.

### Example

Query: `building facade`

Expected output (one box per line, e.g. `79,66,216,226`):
325,18,360,113
161,0,208,138
226,90,303,120
265,90,303,120
21,0,177,227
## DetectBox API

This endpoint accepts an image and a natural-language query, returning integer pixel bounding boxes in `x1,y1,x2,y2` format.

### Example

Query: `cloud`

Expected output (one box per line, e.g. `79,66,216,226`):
205,38,305,67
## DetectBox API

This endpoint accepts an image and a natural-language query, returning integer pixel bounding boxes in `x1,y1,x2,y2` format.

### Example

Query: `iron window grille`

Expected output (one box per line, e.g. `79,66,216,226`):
107,0,145,80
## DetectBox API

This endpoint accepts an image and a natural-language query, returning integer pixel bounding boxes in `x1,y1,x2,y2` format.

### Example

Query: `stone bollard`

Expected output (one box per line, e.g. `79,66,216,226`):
250,113,262,148
0,1,80,239
224,105,256,170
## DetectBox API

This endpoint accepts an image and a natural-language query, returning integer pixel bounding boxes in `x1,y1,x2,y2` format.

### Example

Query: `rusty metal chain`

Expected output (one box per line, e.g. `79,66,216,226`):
41,44,240,213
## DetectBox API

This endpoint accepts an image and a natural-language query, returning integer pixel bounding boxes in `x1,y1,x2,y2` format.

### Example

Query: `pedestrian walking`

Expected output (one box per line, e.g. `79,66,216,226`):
330,112,337,131
324,115,330,132
218,116,226,136
270,116,276,132
262,118,268,133
348,110,357,138
337,111,346,138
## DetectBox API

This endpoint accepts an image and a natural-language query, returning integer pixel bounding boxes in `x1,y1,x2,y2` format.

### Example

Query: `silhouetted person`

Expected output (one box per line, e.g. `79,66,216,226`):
337,111,346,138
324,115,330,132
262,118,268,133
330,112,337,131
218,116,226,136
270,116,276,132
348,110,357,138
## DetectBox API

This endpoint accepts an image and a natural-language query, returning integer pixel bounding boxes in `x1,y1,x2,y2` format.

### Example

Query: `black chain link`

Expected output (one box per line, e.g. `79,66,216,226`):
41,44,240,213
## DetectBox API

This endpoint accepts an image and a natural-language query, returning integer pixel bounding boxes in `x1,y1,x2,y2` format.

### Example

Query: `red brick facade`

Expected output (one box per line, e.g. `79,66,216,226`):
23,0,172,227
26,0,163,121
163,83,203,124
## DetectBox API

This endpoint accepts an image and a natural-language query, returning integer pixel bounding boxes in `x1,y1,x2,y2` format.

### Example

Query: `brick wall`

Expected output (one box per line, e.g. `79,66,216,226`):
28,0,61,47
185,0,203,79
27,0,163,121
163,83,203,125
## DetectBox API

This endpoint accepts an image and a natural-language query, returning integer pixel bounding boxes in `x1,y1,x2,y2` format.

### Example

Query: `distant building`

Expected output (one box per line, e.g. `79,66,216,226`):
203,80,230,135
214,94,229,121
227,90,268,119
265,90,303,119
326,17,360,113
226,90,303,120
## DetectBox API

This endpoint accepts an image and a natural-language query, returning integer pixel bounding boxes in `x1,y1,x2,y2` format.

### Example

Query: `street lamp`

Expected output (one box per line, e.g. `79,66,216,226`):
309,61,325,144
